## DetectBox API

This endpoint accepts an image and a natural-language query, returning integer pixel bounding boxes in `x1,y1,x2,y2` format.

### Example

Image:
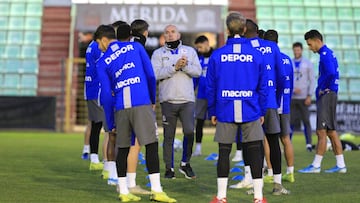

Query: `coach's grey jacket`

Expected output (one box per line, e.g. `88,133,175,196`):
292,57,315,99
151,43,201,104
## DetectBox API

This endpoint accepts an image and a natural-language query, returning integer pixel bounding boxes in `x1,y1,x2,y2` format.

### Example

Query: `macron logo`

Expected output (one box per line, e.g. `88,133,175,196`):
222,90,253,98
115,77,141,89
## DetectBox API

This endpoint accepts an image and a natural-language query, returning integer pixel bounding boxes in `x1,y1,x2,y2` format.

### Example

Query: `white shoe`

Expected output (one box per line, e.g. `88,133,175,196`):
229,179,253,189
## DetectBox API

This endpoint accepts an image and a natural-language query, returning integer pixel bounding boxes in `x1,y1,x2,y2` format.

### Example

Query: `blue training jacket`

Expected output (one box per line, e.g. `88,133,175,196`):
97,41,156,130
206,37,268,123
315,45,339,100
194,50,212,99
84,40,102,101
278,52,294,114
248,37,286,109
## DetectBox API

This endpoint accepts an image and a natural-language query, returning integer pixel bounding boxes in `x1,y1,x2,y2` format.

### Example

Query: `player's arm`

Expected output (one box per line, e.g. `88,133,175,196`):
258,57,269,116
206,55,217,123
97,62,115,131
151,49,177,80
321,54,337,90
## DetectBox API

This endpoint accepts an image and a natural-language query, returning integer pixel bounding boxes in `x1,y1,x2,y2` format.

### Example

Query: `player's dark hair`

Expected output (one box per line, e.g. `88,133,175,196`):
112,20,127,29
292,42,303,49
116,23,131,41
264,29,278,43
194,35,209,44
226,11,246,36
130,19,149,35
258,29,265,39
245,19,259,36
304,29,323,41
93,24,116,40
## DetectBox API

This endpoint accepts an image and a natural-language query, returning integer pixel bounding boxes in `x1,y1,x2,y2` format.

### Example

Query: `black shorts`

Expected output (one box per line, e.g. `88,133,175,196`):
316,91,337,130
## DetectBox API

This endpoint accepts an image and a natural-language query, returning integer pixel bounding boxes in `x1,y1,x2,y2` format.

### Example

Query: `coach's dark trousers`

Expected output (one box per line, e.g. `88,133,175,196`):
160,102,195,169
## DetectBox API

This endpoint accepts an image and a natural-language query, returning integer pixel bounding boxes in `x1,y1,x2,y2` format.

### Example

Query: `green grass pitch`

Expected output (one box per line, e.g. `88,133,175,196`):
0,131,359,202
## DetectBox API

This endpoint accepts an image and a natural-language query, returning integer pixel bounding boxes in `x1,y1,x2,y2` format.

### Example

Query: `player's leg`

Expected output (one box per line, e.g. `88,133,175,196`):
232,129,243,162
299,100,313,151
82,121,91,160
132,105,176,202
193,99,207,156
263,136,273,184
160,102,178,179
210,122,237,202
241,119,266,202
178,102,196,179
279,114,294,183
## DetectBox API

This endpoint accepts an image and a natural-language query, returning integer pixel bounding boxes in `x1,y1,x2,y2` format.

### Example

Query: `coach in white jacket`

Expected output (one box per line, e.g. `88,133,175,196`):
151,24,201,180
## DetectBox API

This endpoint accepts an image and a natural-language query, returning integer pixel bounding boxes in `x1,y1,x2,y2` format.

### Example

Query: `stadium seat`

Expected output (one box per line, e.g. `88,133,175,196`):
321,8,337,20
278,34,292,49
320,0,335,7
3,88,20,96
307,20,323,31
20,88,36,96
7,31,23,44
289,7,305,20
8,17,24,30
26,3,43,16
21,45,38,59
256,6,273,20
355,22,360,34
0,16,8,29
10,3,26,16
23,31,40,45
287,0,303,6
4,74,20,88
255,0,272,6
4,45,21,58
305,7,321,20
353,0,360,7
0,45,4,58
24,17,41,30
337,8,353,20
0,31,6,44
339,21,355,34
273,7,289,20
0,3,10,16
349,79,360,93
324,35,340,49
343,50,359,63
292,34,305,44
291,21,306,34
274,20,290,34
271,0,288,6
338,79,348,93
5,59,21,73
323,21,339,34
335,0,352,7
303,0,319,6
21,74,37,89
344,63,359,77
354,8,360,20
258,20,274,30
21,59,38,74
341,35,357,49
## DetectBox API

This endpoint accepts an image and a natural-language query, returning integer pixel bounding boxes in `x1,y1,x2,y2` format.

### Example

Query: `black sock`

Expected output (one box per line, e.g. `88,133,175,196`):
116,147,130,177
266,133,281,175
195,119,205,143
217,143,232,177
145,142,160,174
90,121,102,154
243,140,264,179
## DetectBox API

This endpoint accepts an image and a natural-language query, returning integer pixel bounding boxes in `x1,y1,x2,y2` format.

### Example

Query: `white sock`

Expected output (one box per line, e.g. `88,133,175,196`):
287,166,294,174
274,174,281,184
217,177,228,199
336,154,346,168
196,143,201,152
244,166,253,182
103,161,110,171
312,154,323,168
235,150,243,159
109,161,118,179
118,177,129,194
267,168,273,176
263,158,267,168
127,172,136,188
181,161,187,166
149,173,163,192
83,145,90,153
90,153,100,163
253,178,263,200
